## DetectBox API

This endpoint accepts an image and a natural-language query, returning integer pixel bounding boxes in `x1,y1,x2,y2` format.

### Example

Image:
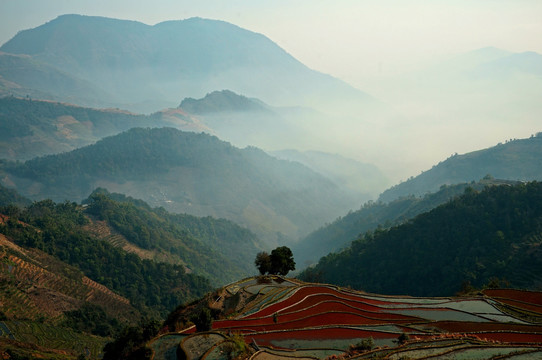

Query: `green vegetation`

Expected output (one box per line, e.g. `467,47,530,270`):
299,182,542,296
84,188,259,283
293,178,519,267
62,303,123,337
102,319,161,360
255,246,295,276
255,251,272,275
0,199,211,317
220,332,249,359
1,126,354,243
1,320,108,358
191,307,213,332
0,183,32,208
379,135,542,202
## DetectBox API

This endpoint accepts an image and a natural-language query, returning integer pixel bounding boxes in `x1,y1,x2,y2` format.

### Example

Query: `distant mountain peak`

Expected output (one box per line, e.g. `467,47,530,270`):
179,90,271,114
0,14,372,113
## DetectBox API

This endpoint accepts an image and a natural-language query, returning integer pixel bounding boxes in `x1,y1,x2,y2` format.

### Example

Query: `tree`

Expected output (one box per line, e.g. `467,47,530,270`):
254,251,271,275
270,246,295,276
191,307,212,332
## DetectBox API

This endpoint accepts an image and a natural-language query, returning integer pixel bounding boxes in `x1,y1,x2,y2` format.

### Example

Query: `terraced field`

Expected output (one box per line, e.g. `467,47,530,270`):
156,276,542,359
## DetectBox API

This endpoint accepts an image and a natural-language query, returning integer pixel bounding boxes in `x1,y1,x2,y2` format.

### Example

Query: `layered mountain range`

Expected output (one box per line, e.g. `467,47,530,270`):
0,14,372,113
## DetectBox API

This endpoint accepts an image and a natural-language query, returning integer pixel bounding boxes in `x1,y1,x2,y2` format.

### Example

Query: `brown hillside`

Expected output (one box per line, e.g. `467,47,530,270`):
0,232,138,323
83,215,190,271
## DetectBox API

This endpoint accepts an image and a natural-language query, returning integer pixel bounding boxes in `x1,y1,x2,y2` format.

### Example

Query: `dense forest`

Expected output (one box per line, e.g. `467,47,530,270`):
299,182,542,296
84,189,261,283
1,127,356,244
293,177,518,267
0,199,211,317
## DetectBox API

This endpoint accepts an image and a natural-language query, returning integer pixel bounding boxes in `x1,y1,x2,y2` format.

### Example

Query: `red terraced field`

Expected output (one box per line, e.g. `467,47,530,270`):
244,286,411,319
174,276,542,359
276,294,388,314
249,326,431,345
279,300,421,322
213,301,417,331
484,289,542,306
489,297,542,314
217,311,415,333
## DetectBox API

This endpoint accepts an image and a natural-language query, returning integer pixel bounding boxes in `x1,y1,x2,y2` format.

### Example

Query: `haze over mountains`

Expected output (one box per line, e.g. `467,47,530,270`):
1,15,541,181
379,134,542,202
0,14,372,114
1,10,542,359
0,127,360,245
299,182,542,296
361,47,542,178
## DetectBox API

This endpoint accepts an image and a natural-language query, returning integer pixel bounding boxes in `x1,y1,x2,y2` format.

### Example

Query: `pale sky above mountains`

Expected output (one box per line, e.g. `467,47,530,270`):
1,0,541,88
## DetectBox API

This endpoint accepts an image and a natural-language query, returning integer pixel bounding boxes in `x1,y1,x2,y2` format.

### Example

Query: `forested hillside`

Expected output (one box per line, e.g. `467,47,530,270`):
379,134,542,202
84,189,262,283
0,199,212,317
300,182,542,296
0,184,266,357
0,97,170,160
293,177,517,267
0,127,358,244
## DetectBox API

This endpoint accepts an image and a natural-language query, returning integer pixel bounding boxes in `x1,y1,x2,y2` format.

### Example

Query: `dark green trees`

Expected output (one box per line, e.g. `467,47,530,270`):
255,246,295,276
191,307,213,332
254,251,272,275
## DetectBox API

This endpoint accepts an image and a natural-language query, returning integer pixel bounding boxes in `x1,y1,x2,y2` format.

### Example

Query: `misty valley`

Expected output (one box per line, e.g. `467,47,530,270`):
1,12,542,360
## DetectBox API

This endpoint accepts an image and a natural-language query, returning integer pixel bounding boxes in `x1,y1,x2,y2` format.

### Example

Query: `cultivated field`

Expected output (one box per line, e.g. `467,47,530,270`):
150,276,542,359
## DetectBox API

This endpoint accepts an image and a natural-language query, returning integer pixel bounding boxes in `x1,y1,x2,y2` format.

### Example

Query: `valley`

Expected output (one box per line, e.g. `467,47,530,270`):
1,6,542,360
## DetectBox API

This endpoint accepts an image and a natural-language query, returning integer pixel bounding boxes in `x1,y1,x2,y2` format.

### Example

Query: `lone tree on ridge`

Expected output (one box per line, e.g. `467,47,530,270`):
255,246,295,276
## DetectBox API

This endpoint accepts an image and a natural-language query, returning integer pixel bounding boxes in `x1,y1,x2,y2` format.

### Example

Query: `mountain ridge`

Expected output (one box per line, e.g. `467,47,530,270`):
300,181,542,296
0,14,373,113
379,134,542,203
0,127,360,244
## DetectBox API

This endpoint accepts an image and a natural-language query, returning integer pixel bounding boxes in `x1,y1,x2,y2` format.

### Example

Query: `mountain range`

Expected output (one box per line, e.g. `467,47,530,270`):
0,15,373,113
379,134,542,202
300,181,542,296
292,177,518,267
0,127,360,245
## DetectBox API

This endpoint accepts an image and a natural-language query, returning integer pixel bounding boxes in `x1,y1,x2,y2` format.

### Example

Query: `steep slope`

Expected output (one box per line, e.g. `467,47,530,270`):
178,91,389,199
180,90,271,114
0,218,136,358
82,189,263,284
0,229,137,323
0,97,169,161
0,199,212,317
0,127,358,244
0,15,373,113
299,181,542,296
293,178,515,267
178,89,336,158
379,134,542,202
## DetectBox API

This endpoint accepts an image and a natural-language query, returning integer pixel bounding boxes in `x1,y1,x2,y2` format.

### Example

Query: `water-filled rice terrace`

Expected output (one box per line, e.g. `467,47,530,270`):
152,276,542,359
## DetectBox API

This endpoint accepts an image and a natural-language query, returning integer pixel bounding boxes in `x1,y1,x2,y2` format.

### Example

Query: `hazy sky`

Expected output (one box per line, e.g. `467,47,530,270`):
1,0,541,88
